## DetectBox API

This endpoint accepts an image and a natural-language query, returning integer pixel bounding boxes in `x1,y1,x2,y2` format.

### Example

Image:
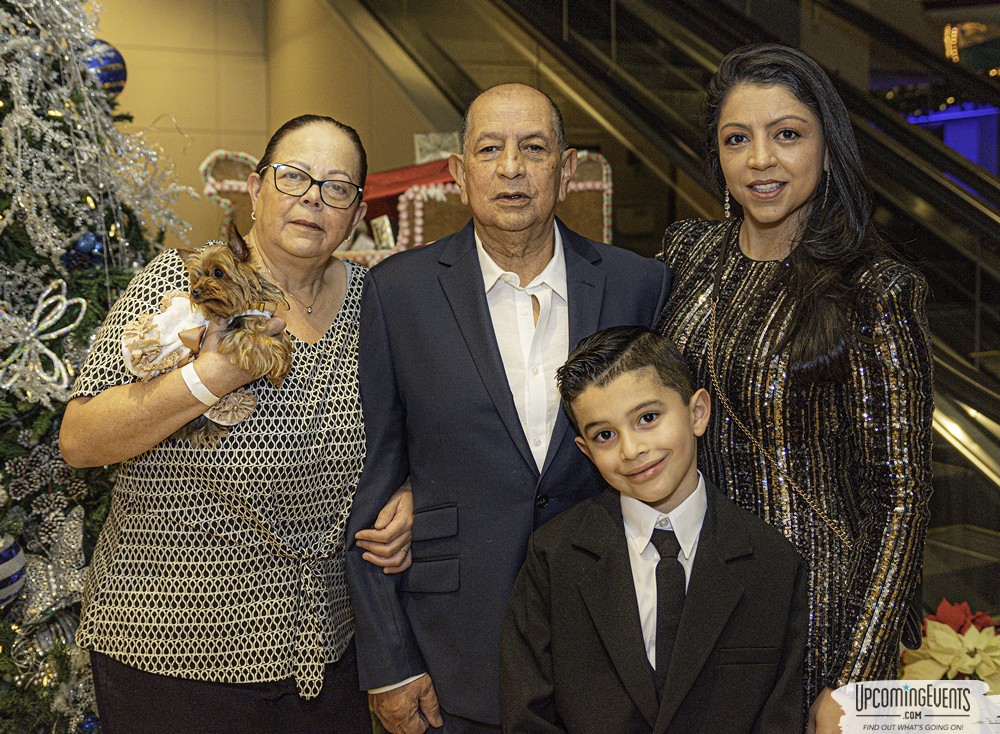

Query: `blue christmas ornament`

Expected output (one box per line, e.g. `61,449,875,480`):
0,534,27,611
79,714,100,733
86,39,127,98
62,231,104,269
75,231,102,254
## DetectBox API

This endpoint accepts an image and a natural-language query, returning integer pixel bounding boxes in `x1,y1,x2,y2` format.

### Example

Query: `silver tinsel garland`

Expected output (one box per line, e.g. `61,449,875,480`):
0,2,191,271
0,0,193,404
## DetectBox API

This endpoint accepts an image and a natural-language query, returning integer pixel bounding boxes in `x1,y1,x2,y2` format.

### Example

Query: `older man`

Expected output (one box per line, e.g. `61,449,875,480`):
346,83,670,733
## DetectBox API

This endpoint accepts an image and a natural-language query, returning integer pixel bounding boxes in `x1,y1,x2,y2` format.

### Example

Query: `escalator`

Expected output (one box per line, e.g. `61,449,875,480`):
329,0,1000,610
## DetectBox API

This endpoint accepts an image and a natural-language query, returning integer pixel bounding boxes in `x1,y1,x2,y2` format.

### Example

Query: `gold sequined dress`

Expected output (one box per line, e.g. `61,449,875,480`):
656,219,933,710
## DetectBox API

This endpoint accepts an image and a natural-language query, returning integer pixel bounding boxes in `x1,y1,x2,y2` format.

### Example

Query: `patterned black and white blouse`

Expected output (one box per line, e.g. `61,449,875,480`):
71,250,366,699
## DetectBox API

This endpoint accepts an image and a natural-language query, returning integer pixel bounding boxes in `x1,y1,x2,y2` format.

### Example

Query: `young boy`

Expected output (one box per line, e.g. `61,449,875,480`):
500,326,807,734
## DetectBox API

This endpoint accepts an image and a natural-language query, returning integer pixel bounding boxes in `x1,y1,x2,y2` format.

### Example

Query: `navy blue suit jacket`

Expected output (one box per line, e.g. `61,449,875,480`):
345,219,670,724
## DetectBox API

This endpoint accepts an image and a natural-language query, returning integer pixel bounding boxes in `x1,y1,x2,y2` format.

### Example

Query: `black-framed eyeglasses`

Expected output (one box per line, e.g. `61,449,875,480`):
260,163,363,209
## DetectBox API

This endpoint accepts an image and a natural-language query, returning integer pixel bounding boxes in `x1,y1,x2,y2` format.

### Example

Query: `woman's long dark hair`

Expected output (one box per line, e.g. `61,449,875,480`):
704,44,888,382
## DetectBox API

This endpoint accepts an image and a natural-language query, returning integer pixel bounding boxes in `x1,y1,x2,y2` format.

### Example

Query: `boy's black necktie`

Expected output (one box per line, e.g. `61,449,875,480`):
650,528,685,697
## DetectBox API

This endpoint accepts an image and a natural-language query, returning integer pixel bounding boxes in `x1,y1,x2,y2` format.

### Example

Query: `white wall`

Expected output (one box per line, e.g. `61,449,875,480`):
94,0,440,249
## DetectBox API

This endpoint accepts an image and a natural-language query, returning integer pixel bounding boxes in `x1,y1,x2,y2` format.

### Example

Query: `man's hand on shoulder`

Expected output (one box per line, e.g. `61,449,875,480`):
370,674,443,734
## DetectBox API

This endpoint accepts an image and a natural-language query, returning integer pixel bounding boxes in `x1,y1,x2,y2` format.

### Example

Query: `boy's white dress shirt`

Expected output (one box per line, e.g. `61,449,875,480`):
620,472,708,669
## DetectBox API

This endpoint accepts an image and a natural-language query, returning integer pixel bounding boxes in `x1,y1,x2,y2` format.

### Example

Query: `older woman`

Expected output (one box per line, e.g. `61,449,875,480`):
656,45,933,733
60,114,408,733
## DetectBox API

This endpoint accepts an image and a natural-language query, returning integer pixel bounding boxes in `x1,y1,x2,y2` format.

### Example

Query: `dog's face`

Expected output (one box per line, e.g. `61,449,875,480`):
183,225,288,319
184,242,261,319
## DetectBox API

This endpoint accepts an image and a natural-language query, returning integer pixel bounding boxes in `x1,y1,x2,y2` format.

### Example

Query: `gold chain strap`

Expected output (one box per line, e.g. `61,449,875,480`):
706,300,854,551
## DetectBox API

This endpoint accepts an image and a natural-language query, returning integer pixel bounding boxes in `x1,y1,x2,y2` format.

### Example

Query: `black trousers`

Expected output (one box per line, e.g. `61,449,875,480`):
90,641,371,734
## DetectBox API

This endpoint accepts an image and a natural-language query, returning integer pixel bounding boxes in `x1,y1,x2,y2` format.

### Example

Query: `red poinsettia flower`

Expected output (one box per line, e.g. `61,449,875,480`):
927,598,996,634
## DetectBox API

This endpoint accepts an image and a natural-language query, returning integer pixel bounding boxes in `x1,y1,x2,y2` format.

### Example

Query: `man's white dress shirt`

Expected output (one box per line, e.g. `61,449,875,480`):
476,227,569,470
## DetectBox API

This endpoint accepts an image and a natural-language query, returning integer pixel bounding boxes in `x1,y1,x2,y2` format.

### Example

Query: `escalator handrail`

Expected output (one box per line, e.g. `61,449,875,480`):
815,0,1000,109
853,110,1000,265
933,339,1000,424
611,0,1000,248
615,0,727,73
354,0,479,115
836,82,1000,210
516,0,1000,259
494,0,716,189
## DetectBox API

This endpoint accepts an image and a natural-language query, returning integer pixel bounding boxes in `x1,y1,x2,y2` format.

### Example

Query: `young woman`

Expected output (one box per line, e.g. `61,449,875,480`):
656,44,933,733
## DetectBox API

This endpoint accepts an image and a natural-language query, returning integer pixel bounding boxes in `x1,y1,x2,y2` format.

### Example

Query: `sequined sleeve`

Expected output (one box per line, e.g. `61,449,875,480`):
656,219,693,269
829,264,934,687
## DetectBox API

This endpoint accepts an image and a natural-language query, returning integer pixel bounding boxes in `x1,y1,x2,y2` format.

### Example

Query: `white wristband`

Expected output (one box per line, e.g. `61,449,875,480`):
180,362,220,406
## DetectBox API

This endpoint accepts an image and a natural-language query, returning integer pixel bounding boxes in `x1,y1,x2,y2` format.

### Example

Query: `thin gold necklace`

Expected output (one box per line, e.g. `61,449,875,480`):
255,251,321,314
708,219,852,550
283,287,319,315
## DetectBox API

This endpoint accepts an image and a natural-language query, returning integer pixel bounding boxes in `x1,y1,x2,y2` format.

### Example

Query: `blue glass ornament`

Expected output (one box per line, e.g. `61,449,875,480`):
86,40,127,98
63,231,103,269
0,534,27,611
75,231,101,254
79,714,100,733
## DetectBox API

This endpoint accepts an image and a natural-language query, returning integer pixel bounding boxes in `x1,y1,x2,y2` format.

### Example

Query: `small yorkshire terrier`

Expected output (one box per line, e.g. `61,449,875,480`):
175,224,293,445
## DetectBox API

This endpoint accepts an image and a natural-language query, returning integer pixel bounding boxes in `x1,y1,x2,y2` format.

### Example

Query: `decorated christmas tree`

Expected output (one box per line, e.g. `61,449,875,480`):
0,2,189,730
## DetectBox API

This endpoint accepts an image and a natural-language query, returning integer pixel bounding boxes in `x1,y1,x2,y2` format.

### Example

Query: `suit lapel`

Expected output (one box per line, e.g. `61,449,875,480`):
575,492,660,729
540,222,606,477
437,224,536,473
654,484,751,731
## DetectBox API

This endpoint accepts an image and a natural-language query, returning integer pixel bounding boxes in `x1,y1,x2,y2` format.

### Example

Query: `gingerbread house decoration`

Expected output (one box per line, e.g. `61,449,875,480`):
199,150,259,238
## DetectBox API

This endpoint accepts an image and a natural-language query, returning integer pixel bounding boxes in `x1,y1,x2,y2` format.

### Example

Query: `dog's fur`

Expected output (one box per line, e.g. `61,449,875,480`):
175,225,293,446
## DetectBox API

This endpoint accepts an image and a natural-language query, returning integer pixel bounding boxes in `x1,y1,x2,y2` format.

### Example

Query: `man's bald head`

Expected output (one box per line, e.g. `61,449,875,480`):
460,83,567,154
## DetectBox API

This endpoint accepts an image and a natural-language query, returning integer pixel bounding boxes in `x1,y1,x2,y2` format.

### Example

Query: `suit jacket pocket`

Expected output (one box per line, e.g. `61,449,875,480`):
716,646,781,665
405,557,459,593
412,505,459,560
412,505,458,541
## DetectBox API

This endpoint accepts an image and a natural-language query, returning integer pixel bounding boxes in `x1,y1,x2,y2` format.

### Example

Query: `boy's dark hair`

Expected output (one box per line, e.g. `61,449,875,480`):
557,326,695,433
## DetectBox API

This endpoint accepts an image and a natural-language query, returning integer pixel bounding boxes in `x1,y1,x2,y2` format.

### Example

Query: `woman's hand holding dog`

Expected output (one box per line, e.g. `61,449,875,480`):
60,314,287,468
194,314,287,398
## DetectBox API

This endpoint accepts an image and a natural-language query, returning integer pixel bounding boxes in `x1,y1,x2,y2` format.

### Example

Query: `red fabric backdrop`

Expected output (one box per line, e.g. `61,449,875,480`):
363,158,454,223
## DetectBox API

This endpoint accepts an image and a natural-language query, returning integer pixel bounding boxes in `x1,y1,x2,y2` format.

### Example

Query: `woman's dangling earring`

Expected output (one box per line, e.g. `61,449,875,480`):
822,172,830,209
251,210,256,221
724,187,731,219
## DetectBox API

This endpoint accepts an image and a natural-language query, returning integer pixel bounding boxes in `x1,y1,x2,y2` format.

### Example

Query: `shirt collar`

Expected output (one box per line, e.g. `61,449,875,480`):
620,472,708,560
475,224,567,300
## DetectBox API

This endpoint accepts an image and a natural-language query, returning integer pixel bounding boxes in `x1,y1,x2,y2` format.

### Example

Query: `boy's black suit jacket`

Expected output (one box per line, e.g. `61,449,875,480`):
501,482,808,734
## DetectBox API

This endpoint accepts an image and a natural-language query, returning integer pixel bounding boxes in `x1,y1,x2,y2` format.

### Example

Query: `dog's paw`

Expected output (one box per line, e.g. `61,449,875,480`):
173,416,228,448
